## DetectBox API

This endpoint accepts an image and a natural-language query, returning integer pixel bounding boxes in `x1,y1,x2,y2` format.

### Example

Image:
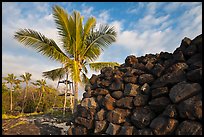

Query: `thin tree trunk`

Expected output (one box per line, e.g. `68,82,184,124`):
63,73,68,117
35,91,43,112
21,83,28,113
10,84,13,111
73,82,78,113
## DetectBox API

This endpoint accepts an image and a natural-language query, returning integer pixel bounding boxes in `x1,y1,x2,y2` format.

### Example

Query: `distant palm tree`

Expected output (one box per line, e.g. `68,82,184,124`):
32,79,47,112
20,72,32,113
2,82,9,92
14,5,118,113
13,79,22,92
3,74,19,111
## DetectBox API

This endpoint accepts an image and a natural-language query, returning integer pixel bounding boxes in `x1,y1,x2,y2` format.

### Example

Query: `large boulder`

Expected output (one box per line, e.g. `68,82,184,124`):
169,81,201,103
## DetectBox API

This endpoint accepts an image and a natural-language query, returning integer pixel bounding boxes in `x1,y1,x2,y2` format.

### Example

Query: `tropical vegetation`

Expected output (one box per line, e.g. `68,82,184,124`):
14,5,119,112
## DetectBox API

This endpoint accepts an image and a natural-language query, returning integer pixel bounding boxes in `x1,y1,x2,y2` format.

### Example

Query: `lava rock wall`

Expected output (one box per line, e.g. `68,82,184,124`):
68,34,202,135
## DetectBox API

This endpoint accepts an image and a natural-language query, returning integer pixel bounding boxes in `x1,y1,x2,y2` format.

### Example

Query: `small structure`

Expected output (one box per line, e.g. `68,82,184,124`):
57,79,74,113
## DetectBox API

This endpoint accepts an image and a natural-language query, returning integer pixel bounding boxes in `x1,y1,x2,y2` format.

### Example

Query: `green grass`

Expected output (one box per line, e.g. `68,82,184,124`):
10,121,28,128
2,112,43,120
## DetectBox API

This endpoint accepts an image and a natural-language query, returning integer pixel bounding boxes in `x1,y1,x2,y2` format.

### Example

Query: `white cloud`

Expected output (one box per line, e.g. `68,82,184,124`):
164,2,201,13
2,2,202,100
2,53,60,86
126,2,145,14
113,2,202,56
81,4,94,17
136,14,170,31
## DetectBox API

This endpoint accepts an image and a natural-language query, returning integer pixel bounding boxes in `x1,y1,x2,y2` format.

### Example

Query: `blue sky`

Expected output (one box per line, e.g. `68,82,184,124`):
2,2,202,99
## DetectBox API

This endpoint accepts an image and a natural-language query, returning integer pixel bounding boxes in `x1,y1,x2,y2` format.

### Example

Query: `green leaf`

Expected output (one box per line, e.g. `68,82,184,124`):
14,29,68,64
89,62,120,72
43,67,66,81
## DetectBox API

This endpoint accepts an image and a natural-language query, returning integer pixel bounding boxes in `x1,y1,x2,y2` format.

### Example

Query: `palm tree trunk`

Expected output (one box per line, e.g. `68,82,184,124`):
73,82,78,113
10,84,13,111
35,91,42,112
21,83,28,113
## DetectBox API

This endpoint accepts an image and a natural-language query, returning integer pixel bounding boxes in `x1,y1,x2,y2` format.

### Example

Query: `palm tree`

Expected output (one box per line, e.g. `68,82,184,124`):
3,74,18,111
14,5,118,113
32,79,47,112
13,79,22,92
2,82,9,92
20,72,32,113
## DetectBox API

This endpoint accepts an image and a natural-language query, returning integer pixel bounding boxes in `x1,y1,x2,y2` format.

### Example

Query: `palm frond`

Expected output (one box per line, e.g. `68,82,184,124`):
14,29,68,64
81,24,117,60
81,72,89,85
53,5,72,56
81,63,88,74
89,62,120,72
80,17,96,53
43,67,66,81
20,72,32,82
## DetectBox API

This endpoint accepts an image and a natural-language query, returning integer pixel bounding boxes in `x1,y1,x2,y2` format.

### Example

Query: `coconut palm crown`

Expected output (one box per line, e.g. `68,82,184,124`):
14,5,119,112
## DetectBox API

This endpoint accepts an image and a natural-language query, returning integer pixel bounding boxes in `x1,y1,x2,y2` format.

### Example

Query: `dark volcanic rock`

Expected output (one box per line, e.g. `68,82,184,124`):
135,128,154,135
77,106,95,120
138,74,154,85
151,87,169,98
152,70,186,88
109,80,124,91
187,68,202,82
123,76,138,84
133,93,149,107
69,34,202,135
124,83,140,96
96,95,104,107
148,97,171,113
125,55,138,67
151,63,165,77
162,105,178,118
173,51,186,62
107,109,126,124
118,126,134,135
105,123,121,135
83,91,92,98
175,120,202,135
68,125,87,135
95,88,109,95
104,94,115,110
177,95,202,120
131,106,155,129
90,74,99,85
140,83,150,95
166,62,188,73
95,109,106,121
81,97,97,109
116,97,133,109
75,117,93,129
94,120,108,133
111,90,123,99
99,79,111,87
145,61,154,71
186,54,202,68
169,81,201,103
101,67,113,80
150,116,178,135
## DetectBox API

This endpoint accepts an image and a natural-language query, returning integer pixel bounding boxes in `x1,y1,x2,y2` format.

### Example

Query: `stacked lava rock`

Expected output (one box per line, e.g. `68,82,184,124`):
68,34,202,135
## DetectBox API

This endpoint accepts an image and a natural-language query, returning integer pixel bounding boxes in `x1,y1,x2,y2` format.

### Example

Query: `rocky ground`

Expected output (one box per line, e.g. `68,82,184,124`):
2,114,72,135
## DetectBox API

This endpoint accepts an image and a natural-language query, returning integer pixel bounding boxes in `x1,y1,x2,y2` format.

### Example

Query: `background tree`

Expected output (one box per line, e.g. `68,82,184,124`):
20,72,32,113
3,74,18,111
32,79,47,112
2,82,9,92
14,5,118,113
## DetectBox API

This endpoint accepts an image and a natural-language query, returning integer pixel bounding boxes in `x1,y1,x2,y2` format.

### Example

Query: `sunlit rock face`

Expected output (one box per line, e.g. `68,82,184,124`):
68,34,202,135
